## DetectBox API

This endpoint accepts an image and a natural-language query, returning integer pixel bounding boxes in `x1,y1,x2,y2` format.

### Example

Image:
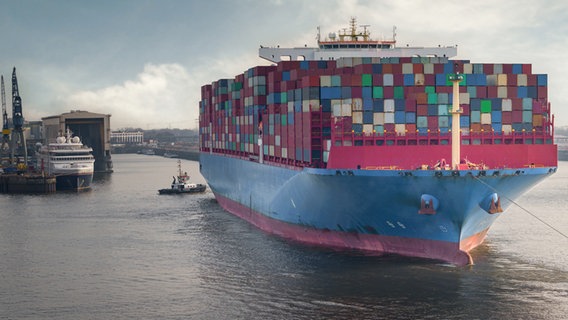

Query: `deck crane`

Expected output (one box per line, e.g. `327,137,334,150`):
10,67,27,165
1,75,9,151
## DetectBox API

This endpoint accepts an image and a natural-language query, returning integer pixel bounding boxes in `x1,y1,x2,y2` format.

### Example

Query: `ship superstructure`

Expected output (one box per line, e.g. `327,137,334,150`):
259,18,457,63
198,19,557,265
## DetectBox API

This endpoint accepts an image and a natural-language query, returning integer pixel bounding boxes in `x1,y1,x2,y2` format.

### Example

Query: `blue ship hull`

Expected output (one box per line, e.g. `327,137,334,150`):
200,152,555,265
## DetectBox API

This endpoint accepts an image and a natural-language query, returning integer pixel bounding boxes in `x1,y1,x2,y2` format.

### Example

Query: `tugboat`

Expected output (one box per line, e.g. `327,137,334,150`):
158,160,206,194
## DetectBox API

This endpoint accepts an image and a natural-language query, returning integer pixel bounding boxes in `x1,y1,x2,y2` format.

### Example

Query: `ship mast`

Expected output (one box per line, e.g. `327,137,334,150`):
448,68,463,169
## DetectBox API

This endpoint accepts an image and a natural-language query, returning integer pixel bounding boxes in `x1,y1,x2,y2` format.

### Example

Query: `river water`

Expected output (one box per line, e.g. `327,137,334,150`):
1,154,567,319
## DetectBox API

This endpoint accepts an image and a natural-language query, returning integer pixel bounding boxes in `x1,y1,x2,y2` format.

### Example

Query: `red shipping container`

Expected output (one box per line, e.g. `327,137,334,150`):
502,64,512,74
487,86,498,98
406,123,417,133
393,74,404,86
384,123,395,133
399,57,412,63
502,111,512,124
511,98,523,111
470,123,481,132
341,74,352,87
483,64,493,74
372,75,383,86
482,124,492,132
460,104,470,115
507,86,517,97
452,61,464,74
538,87,547,99
405,99,417,112
434,64,445,74
507,75,517,86
382,64,393,73
413,63,423,74
522,64,532,74
254,95,266,105
391,63,402,74
512,111,523,122
383,87,394,99
351,86,362,98
424,74,436,86
350,74,361,87
436,86,452,94
417,104,428,116
275,146,281,158
416,93,428,105
427,116,438,129
476,86,487,98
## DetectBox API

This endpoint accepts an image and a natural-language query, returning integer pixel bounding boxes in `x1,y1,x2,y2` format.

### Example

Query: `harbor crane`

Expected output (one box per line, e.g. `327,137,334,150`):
1,75,9,152
10,67,27,165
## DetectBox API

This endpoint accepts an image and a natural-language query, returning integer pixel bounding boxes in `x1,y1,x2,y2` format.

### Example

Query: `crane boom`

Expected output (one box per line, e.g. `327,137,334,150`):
1,76,9,151
9,67,27,164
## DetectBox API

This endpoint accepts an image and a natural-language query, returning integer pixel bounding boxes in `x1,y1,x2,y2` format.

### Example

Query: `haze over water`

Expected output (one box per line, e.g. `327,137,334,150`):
1,154,567,319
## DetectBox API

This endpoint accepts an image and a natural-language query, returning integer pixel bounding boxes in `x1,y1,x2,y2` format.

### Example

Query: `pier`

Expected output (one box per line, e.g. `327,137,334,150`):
0,172,56,194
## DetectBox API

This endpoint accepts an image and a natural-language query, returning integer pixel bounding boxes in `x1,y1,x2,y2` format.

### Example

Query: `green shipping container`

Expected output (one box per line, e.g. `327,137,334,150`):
394,87,404,99
373,87,383,98
362,74,372,87
481,100,492,113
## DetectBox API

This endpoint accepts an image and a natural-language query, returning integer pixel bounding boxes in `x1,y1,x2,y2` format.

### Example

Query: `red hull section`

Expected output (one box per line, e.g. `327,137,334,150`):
214,192,482,266
328,143,557,169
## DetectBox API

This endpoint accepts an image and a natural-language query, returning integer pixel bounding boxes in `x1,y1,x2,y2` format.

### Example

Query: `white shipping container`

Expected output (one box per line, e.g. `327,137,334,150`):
341,104,352,116
288,101,294,113
502,124,512,134
351,98,363,111
352,111,363,124
373,112,385,125
463,63,473,74
517,74,527,86
320,75,332,87
384,112,395,124
423,63,434,74
282,148,287,158
275,135,280,146
497,87,508,98
384,99,395,112
395,124,406,135
459,92,470,104
481,113,492,124
332,103,342,117
402,63,413,74
497,74,507,86
502,99,512,111
363,124,373,134
383,74,394,86
415,73,425,85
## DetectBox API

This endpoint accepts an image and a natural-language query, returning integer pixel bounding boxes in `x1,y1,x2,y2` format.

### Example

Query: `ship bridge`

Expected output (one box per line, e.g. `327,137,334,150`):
259,45,457,64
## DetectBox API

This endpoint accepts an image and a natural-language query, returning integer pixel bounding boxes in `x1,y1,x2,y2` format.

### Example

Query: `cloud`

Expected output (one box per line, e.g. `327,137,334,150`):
63,64,198,129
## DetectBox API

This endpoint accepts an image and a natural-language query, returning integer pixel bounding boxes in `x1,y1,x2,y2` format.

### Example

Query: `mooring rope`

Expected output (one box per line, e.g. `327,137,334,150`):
473,175,568,240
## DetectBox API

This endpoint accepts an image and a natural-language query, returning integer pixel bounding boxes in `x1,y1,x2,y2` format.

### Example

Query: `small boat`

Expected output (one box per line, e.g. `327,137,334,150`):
158,160,206,195
163,152,179,158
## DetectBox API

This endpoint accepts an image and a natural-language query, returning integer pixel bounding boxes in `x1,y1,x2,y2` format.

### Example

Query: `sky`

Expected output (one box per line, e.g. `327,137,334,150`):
0,0,567,130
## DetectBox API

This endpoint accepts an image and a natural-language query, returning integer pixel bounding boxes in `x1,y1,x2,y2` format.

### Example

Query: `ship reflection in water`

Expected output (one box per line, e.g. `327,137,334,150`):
0,154,566,319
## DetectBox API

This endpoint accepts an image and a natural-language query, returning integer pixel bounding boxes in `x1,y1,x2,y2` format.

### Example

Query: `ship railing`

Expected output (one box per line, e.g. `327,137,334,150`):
331,129,554,147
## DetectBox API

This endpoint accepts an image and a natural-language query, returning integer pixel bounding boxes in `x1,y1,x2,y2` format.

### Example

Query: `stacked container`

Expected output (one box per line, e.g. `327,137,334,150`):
200,57,551,167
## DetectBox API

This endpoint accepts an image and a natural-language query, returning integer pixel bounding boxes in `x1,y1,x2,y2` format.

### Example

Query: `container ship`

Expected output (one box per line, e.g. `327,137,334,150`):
198,19,557,265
